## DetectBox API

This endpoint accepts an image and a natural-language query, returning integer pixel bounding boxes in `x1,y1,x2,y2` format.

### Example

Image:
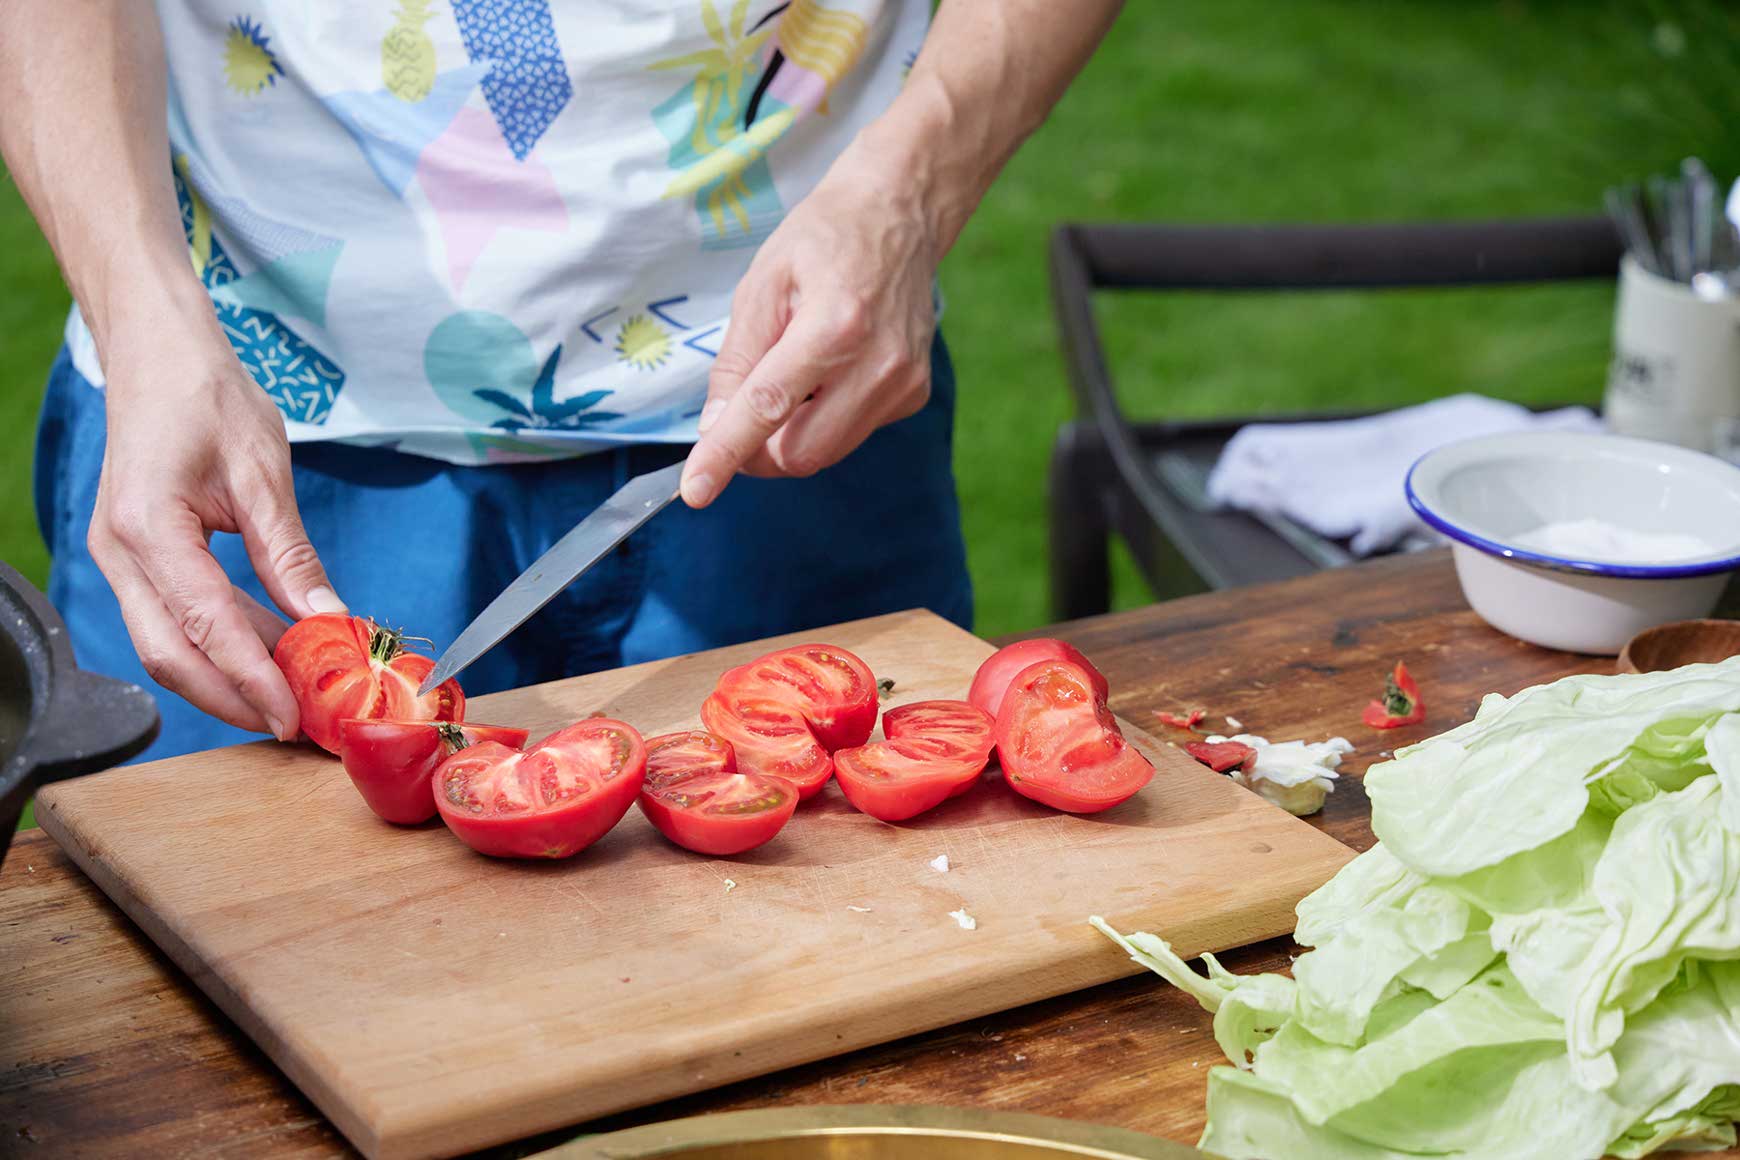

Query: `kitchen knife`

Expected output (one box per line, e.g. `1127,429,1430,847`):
417,461,685,695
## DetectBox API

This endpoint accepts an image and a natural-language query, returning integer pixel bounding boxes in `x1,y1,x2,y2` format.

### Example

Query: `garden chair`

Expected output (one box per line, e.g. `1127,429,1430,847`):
1047,215,1624,620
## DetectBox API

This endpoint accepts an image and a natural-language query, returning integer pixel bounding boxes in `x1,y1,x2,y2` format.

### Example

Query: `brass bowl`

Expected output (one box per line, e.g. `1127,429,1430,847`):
538,1106,1206,1159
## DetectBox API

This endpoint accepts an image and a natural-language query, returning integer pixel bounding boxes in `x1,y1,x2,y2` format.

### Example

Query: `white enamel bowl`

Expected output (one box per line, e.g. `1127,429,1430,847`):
1405,432,1740,655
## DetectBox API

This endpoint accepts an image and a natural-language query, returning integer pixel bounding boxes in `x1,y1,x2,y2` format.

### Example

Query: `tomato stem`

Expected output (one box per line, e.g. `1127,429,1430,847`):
435,721,470,754
367,622,404,665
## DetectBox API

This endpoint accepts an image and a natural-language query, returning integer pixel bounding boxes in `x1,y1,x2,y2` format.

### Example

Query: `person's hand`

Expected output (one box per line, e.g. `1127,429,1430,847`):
87,312,345,739
679,146,941,508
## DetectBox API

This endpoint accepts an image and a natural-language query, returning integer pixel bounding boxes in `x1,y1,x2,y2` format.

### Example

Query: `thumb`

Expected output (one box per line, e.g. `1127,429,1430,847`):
236,486,346,622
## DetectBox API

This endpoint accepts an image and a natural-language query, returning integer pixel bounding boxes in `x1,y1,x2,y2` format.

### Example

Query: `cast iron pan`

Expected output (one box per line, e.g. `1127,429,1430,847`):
1,561,159,863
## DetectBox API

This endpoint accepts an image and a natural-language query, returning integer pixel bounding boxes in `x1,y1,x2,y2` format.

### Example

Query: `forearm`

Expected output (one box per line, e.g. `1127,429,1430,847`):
854,0,1124,254
0,1,214,366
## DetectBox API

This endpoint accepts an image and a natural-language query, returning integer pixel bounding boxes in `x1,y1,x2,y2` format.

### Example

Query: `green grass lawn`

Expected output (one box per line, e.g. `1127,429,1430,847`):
2,3,1736,824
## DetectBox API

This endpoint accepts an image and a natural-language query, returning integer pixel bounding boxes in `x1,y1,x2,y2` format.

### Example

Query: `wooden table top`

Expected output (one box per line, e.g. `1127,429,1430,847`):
0,552,1669,1157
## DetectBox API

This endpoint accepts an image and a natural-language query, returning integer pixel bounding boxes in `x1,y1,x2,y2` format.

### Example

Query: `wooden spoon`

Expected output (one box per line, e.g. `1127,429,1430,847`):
1616,619,1740,675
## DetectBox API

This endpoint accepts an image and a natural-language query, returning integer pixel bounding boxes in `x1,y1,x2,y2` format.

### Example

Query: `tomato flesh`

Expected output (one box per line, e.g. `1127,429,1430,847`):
636,730,798,855
338,719,528,824
717,644,878,752
700,692,833,799
434,719,646,858
968,638,1108,722
994,659,1153,813
833,700,995,822
275,614,463,754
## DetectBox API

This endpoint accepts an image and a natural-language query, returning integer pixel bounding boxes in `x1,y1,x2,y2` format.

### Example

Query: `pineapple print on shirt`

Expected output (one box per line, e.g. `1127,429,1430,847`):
651,0,871,250
382,0,438,101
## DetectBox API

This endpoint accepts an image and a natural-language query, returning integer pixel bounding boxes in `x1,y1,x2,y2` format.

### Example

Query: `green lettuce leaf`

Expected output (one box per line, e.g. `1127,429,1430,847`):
1367,660,1740,878
1095,661,1740,1158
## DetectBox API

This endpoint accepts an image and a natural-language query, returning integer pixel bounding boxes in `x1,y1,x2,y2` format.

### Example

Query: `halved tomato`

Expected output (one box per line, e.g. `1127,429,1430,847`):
834,700,994,822
968,638,1109,722
716,645,878,752
275,614,463,754
995,659,1153,813
700,691,833,799
637,730,798,855
433,719,646,859
338,719,529,824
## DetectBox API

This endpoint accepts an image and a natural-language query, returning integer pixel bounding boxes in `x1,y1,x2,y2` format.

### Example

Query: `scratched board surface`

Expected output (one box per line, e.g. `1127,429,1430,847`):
37,610,1353,1160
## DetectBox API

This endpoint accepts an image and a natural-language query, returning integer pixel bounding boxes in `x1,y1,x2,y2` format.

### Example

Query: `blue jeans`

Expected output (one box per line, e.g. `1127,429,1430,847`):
34,340,971,762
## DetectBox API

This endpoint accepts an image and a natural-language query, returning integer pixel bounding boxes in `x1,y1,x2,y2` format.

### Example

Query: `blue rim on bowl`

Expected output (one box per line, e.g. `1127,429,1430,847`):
1404,432,1740,580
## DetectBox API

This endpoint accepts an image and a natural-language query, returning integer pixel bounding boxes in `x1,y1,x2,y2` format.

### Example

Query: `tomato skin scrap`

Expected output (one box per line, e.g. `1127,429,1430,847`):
636,730,798,855
434,719,646,859
1184,739,1257,774
994,659,1153,814
1363,660,1426,729
1157,708,1206,731
339,719,528,824
275,613,463,754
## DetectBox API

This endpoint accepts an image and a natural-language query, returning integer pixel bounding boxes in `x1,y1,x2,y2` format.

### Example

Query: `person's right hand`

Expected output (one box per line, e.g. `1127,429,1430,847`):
87,316,346,740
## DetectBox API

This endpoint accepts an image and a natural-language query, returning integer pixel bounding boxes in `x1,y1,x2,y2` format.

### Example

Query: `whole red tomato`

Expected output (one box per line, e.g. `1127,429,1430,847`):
275,614,462,754
995,659,1152,813
969,639,1109,721
434,719,646,859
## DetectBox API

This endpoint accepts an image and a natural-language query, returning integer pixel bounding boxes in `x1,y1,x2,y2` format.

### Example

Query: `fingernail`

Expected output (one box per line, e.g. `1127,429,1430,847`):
681,472,715,508
698,398,725,433
306,586,347,614
265,714,292,741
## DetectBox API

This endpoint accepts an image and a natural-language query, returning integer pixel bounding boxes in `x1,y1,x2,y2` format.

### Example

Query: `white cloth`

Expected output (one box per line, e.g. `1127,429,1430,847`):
68,0,928,464
1205,394,1603,556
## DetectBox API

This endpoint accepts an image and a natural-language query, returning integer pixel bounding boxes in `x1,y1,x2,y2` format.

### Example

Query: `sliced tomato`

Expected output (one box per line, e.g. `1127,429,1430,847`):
834,700,995,822
885,699,995,800
716,644,877,752
700,691,833,799
433,719,646,859
637,730,797,856
338,719,528,825
968,638,1109,721
995,659,1153,814
643,730,737,793
275,614,463,754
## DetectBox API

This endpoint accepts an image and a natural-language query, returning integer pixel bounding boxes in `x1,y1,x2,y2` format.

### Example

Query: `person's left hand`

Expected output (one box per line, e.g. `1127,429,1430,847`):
678,146,940,508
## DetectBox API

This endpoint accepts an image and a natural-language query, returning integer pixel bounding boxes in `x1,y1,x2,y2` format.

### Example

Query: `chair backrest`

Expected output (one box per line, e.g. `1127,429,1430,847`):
1050,216,1623,434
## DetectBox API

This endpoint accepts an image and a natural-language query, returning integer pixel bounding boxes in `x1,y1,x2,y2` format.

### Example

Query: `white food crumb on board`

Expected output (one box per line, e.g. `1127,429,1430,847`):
929,854,950,873
1225,716,1242,730
1015,1053,1027,1062
949,908,977,931
847,905,873,913
723,878,737,893
498,932,507,938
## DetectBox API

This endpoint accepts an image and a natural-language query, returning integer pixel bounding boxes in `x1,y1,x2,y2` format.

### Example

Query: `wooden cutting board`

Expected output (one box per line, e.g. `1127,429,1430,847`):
36,609,1353,1160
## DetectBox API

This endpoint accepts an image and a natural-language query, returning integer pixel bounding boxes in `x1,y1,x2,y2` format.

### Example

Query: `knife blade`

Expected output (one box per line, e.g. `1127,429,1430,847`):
417,461,686,695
